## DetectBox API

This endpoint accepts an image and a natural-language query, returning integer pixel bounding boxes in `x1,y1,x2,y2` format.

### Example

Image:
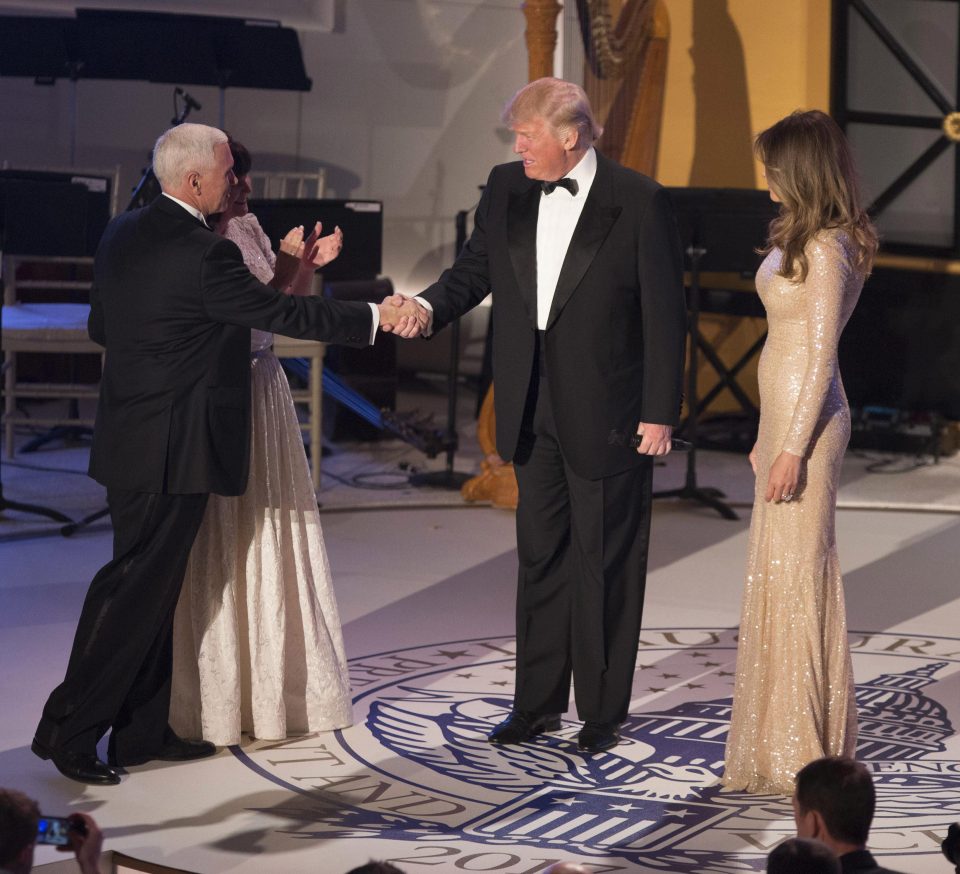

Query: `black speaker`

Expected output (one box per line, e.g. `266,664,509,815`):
250,199,383,282
840,266,960,421
322,279,397,442
0,171,111,256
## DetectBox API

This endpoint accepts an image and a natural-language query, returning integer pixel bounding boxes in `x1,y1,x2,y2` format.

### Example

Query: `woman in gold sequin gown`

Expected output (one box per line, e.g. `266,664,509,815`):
722,111,878,795
170,140,353,745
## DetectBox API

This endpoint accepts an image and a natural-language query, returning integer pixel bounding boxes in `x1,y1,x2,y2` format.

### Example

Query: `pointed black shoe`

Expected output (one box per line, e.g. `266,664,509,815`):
108,731,217,768
577,721,621,754
488,711,561,745
31,737,121,786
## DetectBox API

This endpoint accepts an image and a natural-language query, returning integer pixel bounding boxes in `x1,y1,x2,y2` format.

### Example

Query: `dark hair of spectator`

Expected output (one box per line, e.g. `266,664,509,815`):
346,862,405,874
229,139,252,178
0,788,40,867
767,837,841,874
795,757,875,846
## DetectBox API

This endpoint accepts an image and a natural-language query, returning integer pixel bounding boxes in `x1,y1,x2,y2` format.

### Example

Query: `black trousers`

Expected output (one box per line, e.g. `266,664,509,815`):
513,373,653,725
36,488,209,758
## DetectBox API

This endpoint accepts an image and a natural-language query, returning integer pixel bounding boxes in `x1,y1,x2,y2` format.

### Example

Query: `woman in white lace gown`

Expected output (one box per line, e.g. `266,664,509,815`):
170,140,353,745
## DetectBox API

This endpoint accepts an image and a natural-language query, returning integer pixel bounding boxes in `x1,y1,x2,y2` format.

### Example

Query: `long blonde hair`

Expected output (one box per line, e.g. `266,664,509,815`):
756,110,877,282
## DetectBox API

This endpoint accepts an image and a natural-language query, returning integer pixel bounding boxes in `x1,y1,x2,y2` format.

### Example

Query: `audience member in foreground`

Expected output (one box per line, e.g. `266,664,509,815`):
768,837,841,874
0,788,103,874
792,757,906,874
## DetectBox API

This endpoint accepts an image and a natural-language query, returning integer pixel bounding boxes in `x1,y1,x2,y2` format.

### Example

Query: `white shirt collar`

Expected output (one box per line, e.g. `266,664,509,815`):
162,192,210,228
564,146,597,192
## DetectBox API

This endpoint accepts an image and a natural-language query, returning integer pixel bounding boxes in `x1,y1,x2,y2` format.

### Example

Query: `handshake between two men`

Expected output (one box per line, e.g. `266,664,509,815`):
376,294,431,339
274,225,426,338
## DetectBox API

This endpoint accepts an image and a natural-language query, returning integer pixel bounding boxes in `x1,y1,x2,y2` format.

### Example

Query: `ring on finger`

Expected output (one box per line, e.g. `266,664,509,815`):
782,493,794,502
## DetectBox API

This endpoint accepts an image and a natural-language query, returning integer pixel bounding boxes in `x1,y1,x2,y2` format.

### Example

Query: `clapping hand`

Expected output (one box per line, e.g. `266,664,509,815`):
279,224,306,259
273,225,307,289
378,294,430,338
274,223,344,294
300,221,343,269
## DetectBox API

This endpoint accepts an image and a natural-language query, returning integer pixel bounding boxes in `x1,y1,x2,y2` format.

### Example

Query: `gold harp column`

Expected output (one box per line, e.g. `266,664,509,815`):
461,1,563,510
523,0,562,81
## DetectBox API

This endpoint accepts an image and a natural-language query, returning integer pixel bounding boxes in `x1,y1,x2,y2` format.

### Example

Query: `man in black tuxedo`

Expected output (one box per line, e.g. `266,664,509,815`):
412,78,687,753
793,758,907,874
32,123,419,784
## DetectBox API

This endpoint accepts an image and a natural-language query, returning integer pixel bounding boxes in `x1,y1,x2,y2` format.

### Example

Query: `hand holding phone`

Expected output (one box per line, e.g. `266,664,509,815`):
39,812,103,874
37,815,84,847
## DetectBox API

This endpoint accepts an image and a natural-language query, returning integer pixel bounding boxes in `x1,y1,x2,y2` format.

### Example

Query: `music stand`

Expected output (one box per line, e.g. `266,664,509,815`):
653,189,777,520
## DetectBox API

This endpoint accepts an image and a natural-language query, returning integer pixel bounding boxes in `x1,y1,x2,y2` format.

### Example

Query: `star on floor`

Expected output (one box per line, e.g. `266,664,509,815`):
435,649,471,659
553,797,583,807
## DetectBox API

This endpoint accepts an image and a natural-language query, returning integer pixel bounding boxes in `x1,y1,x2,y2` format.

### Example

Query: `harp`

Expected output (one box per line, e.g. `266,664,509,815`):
523,0,670,176
578,0,669,177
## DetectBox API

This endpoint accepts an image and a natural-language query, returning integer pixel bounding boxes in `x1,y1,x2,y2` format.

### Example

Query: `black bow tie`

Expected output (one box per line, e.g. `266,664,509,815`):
541,177,578,196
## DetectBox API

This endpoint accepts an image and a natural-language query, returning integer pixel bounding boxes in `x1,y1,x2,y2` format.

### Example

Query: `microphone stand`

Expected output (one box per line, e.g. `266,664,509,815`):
126,87,199,212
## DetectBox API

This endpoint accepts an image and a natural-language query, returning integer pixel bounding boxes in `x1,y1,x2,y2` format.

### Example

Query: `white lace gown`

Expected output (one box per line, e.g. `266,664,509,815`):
170,213,352,745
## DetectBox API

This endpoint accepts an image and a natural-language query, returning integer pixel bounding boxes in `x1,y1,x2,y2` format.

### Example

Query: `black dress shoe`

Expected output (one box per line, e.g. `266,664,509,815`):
31,738,121,786
577,721,621,754
488,711,561,745
109,732,217,768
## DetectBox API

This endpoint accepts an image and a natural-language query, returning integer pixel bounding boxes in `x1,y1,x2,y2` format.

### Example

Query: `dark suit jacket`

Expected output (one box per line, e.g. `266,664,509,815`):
421,151,686,480
840,849,907,874
88,195,372,495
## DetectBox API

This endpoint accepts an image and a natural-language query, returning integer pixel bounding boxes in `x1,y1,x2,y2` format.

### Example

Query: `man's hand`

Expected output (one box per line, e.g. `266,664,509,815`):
634,422,673,456
378,294,429,338
60,812,104,874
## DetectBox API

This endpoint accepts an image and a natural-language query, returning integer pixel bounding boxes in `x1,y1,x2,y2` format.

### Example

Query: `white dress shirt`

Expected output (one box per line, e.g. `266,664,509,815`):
415,147,598,335
535,146,596,329
162,192,210,227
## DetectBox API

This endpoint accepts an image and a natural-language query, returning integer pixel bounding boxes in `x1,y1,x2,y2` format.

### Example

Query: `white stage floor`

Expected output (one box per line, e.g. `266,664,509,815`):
2,429,960,872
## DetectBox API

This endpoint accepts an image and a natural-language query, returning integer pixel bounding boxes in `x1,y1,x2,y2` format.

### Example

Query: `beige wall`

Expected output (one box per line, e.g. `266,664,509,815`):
657,0,832,188
650,0,831,414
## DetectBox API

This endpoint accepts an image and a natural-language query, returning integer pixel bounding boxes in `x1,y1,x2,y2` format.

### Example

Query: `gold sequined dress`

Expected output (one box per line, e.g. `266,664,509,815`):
722,229,863,795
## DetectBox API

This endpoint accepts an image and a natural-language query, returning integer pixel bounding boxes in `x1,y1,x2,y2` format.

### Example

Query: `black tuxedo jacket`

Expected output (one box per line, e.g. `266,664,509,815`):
88,195,371,495
840,849,907,874
422,152,687,480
